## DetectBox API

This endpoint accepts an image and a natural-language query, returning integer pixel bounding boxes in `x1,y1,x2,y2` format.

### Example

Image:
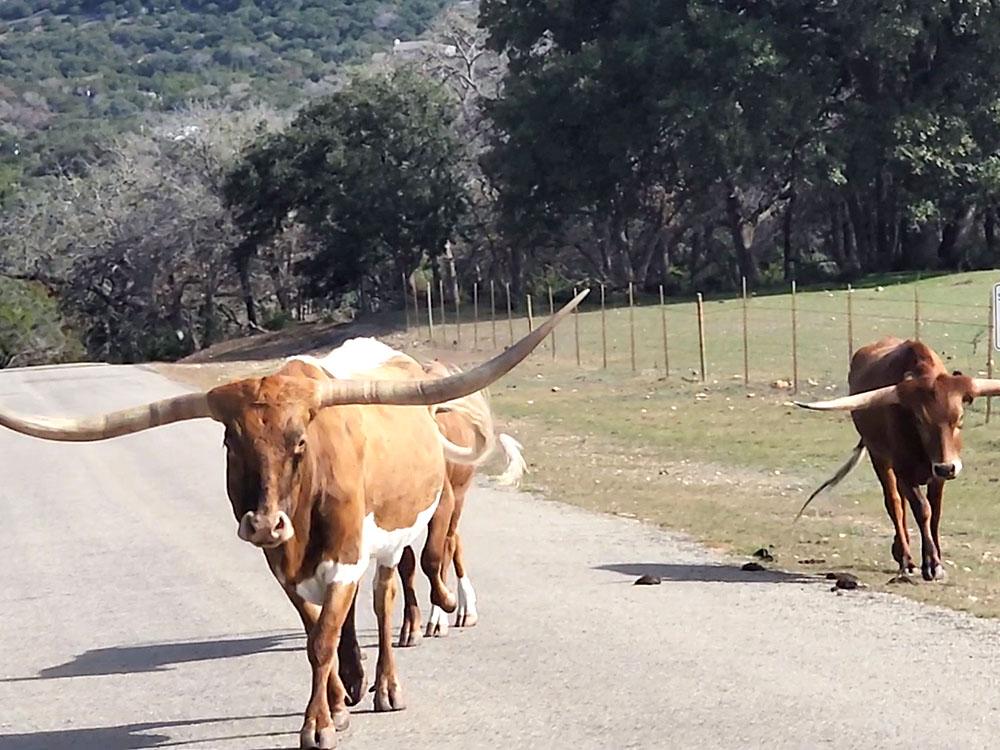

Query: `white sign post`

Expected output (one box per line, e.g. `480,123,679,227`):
995,283,1000,351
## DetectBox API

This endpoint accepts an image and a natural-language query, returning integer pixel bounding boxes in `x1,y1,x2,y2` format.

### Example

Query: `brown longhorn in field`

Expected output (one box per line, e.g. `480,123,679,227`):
796,337,1000,581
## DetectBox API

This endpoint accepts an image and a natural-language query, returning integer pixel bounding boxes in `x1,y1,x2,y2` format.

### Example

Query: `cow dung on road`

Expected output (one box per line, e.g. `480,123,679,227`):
634,575,662,586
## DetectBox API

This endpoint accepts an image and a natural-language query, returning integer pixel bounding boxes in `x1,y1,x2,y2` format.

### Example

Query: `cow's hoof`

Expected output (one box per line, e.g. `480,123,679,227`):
374,682,406,713
300,721,337,749
455,611,479,627
922,562,946,582
455,577,478,627
425,605,449,637
398,626,422,648
333,708,351,732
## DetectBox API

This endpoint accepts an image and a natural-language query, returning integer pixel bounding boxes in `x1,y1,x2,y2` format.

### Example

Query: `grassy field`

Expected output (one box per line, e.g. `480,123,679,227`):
399,270,1000,616
164,269,1000,617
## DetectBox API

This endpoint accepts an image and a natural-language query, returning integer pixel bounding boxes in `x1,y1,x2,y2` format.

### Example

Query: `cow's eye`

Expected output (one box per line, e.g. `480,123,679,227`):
293,437,307,457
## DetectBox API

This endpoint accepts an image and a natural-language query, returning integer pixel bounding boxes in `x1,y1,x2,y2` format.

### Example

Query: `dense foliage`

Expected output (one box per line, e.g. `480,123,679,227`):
10,1,1000,366
0,276,81,367
224,68,468,301
0,0,450,176
1,104,289,362
481,0,1000,292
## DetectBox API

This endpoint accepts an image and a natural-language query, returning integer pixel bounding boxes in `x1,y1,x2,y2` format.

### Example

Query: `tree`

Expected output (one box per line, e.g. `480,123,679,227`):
482,0,1000,289
225,67,468,306
0,102,285,362
0,276,80,368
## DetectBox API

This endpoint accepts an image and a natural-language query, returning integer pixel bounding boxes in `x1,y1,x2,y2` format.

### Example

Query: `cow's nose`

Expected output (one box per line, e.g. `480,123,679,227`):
239,511,294,545
932,462,958,480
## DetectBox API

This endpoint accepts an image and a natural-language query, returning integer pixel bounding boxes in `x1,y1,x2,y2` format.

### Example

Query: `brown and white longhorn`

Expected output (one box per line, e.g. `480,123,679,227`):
0,290,588,749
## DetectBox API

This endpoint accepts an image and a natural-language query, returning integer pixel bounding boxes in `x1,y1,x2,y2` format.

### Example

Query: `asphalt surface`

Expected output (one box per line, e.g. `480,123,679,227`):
3,364,1000,749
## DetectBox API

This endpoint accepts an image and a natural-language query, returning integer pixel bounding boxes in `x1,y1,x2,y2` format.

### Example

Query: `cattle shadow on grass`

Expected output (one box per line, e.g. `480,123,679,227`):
595,562,819,585
0,712,297,750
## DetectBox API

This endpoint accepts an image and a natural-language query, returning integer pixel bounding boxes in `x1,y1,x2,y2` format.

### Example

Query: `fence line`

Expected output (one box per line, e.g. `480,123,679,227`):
386,279,997,410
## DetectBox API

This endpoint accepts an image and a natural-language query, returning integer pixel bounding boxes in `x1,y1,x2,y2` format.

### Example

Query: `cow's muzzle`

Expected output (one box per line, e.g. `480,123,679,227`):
238,510,295,547
932,461,962,480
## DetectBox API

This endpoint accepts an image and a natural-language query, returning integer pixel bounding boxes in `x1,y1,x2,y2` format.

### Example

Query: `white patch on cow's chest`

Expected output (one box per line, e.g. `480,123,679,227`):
296,490,442,605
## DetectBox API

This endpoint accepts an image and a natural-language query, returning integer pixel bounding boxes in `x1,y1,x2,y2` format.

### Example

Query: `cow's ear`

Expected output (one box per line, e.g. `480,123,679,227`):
953,370,964,377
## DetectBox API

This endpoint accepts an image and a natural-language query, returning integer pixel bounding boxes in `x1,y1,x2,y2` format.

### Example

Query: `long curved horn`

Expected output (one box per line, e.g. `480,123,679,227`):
0,391,212,442
972,378,1000,398
794,384,899,412
317,289,589,407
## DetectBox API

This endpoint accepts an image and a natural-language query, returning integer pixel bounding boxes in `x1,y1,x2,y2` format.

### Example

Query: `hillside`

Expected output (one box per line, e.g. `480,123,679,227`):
0,0,453,176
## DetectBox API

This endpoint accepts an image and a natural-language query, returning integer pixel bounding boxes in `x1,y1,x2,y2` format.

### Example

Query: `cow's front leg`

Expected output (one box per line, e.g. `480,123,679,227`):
280,585,366,708
872,458,915,574
397,546,422,647
300,580,358,750
335,589,366,707
374,564,406,712
901,484,944,581
927,477,945,562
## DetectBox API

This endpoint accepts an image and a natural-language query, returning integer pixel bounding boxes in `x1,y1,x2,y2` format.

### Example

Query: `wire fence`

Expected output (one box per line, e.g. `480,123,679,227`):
397,274,999,413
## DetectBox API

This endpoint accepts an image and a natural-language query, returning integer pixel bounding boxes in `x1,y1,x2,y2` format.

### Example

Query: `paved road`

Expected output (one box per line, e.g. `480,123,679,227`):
3,365,1000,749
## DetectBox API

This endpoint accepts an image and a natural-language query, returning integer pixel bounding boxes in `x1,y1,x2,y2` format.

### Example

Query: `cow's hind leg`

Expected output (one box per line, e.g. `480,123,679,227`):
453,532,478,627
300,581,357,750
900,483,944,581
397,546,422,647
427,482,462,636
871,457,915,574
374,564,406,712
422,481,457,634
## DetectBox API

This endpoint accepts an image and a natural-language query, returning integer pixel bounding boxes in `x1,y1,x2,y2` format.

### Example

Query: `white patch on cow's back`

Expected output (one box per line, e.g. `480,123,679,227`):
295,490,442,605
291,337,403,379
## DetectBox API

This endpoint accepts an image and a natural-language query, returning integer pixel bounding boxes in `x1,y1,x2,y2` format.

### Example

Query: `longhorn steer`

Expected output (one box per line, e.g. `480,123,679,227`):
0,291,586,749
398,359,528,644
797,337,1000,581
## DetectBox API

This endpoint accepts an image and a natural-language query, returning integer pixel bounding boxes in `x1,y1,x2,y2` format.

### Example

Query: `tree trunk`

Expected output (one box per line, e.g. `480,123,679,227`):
725,188,760,286
986,205,997,262
234,246,258,327
782,188,797,281
269,255,291,313
829,201,846,268
938,204,977,270
443,240,460,303
508,245,524,301
202,274,217,346
846,191,873,271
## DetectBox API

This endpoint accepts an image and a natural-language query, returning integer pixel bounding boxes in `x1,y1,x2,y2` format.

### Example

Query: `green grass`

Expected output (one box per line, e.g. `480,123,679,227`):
403,269,1000,616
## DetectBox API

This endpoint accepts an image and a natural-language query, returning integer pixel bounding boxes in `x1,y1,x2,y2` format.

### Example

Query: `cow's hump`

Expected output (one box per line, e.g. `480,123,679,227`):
291,337,413,379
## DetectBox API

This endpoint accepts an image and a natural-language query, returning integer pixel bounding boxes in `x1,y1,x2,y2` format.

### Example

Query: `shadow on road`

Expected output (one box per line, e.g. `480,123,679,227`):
595,562,819,585
1,632,306,682
0,713,297,750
